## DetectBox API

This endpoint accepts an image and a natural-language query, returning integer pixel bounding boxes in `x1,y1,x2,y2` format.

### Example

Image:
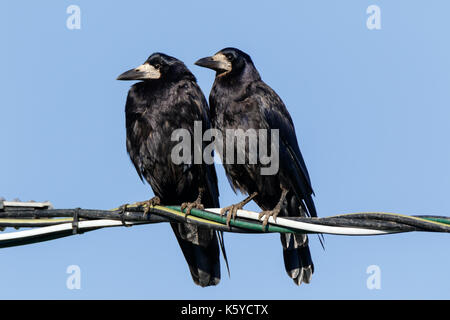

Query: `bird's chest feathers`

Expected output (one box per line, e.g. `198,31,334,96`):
214,83,262,129
216,99,263,131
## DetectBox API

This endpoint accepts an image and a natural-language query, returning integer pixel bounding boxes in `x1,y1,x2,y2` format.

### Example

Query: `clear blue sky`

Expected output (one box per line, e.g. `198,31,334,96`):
1,1,449,299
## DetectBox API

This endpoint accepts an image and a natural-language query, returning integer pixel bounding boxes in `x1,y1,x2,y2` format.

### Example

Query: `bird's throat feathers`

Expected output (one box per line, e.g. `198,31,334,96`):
127,80,179,113
216,62,261,88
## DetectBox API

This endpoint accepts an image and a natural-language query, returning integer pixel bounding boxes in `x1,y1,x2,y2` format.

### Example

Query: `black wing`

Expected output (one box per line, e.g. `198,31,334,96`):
125,89,151,182
173,80,227,282
182,81,220,208
251,81,317,217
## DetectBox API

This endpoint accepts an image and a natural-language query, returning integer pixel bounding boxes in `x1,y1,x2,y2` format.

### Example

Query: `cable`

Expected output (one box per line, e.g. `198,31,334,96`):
0,219,142,249
204,208,393,236
0,201,449,249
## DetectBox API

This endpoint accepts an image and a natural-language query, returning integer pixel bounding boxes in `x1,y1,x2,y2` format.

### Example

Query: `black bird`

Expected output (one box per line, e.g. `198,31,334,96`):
117,53,225,287
195,48,317,285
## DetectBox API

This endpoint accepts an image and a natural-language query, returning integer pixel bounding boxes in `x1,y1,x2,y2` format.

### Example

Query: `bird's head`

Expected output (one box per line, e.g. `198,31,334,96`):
195,47,258,80
117,53,194,82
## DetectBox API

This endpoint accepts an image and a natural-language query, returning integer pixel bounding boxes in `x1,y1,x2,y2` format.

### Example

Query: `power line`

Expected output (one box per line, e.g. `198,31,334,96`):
0,199,449,249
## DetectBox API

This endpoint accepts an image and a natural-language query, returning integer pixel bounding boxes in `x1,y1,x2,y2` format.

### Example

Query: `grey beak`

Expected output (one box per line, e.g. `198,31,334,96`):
117,63,161,81
194,57,222,70
116,68,146,81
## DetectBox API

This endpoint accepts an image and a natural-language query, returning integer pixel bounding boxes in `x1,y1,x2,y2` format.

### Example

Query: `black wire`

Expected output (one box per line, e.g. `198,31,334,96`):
72,208,80,234
1,207,450,234
328,213,450,233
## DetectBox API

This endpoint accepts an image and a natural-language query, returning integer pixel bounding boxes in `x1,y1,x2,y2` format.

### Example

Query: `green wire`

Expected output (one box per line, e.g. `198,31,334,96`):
168,206,450,233
167,206,305,234
422,217,450,225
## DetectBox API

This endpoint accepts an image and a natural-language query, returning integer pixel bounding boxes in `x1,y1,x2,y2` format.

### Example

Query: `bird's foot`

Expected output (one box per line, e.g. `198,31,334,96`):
221,201,252,226
181,187,205,217
220,192,258,226
258,206,282,230
135,196,161,217
258,188,288,230
180,199,204,217
220,203,242,227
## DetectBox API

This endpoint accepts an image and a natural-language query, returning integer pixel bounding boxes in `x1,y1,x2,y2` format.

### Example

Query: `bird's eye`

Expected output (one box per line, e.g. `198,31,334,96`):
154,63,161,69
226,54,234,61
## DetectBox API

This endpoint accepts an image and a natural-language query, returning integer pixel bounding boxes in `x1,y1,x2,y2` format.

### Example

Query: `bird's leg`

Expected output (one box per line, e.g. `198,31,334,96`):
181,187,205,217
258,187,289,229
220,192,258,226
134,196,161,217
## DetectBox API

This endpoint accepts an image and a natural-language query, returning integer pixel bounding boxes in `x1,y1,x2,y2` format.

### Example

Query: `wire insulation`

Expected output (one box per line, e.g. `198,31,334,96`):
0,202,449,249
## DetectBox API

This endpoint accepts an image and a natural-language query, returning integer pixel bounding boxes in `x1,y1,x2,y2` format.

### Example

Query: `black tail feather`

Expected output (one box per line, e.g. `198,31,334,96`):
281,233,314,285
170,222,220,287
217,230,231,277
280,193,315,285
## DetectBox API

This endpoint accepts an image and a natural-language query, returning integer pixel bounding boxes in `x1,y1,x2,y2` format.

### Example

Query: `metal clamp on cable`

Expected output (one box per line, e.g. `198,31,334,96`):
72,208,80,234
119,205,131,227
0,200,53,210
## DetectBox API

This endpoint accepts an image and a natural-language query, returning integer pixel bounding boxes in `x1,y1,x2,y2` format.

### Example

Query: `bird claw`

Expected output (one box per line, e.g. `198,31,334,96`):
258,209,280,230
220,192,258,227
180,200,204,217
135,196,161,217
220,204,241,227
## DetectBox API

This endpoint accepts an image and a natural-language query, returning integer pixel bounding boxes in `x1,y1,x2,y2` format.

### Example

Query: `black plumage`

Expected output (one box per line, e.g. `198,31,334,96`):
117,53,224,287
196,48,317,285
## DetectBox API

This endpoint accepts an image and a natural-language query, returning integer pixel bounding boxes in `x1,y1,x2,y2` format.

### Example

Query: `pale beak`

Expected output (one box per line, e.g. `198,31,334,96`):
117,63,161,80
195,54,232,73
